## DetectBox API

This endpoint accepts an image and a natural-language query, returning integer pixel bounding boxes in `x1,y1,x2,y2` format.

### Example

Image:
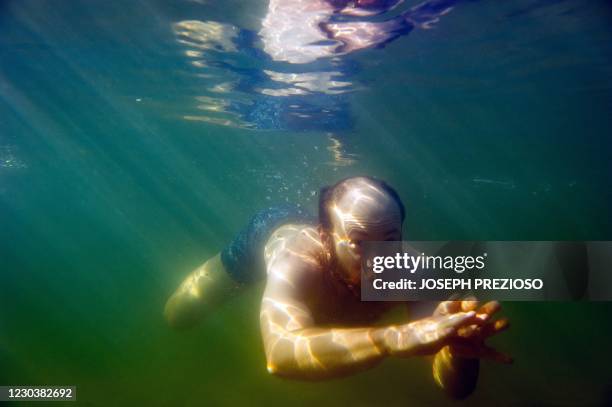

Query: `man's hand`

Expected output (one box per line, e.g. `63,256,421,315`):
381,311,484,357
434,300,512,364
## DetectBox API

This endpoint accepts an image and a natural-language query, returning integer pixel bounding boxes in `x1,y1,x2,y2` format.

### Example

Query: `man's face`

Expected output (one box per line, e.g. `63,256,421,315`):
326,183,403,287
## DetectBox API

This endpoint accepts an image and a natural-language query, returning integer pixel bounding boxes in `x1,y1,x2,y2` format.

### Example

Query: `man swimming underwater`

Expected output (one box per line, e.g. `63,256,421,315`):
165,176,510,399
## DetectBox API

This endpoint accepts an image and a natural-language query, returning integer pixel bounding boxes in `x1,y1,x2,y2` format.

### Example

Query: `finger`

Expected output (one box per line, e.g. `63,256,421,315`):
461,298,479,312
474,301,501,323
439,326,457,339
457,324,481,338
435,300,462,316
441,311,480,332
458,317,509,340
481,318,510,338
478,301,501,318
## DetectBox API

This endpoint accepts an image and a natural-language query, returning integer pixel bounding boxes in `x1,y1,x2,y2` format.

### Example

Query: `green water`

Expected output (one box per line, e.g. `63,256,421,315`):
1,0,612,405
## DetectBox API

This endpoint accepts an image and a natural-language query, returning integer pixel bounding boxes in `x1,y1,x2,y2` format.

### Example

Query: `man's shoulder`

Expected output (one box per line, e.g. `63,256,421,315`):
264,224,325,267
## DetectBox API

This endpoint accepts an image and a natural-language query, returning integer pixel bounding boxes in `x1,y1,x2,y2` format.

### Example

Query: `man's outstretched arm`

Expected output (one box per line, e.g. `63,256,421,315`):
260,253,480,380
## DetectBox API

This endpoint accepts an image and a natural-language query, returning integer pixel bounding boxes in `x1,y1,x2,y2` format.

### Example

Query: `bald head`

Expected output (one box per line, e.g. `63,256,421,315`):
319,176,405,233
318,176,404,288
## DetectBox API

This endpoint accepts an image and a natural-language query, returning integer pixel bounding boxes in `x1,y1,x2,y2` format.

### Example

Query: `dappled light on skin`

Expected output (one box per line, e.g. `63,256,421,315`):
264,225,322,287
406,319,448,343
323,178,404,288
253,179,509,389
261,296,321,373
331,202,366,231
330,178,403,239
261,295,383,376
262,297,314,331
174,262,218,300
260,270,483,380
258,190,402,378
330,329,383,361
264,225,323,266
260,223,387,377
295,333,326,370
432,345,455,389
381,318,457,355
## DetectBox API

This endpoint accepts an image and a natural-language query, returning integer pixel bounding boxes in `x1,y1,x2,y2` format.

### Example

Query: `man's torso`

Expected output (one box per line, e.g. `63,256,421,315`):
264,223,394,326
